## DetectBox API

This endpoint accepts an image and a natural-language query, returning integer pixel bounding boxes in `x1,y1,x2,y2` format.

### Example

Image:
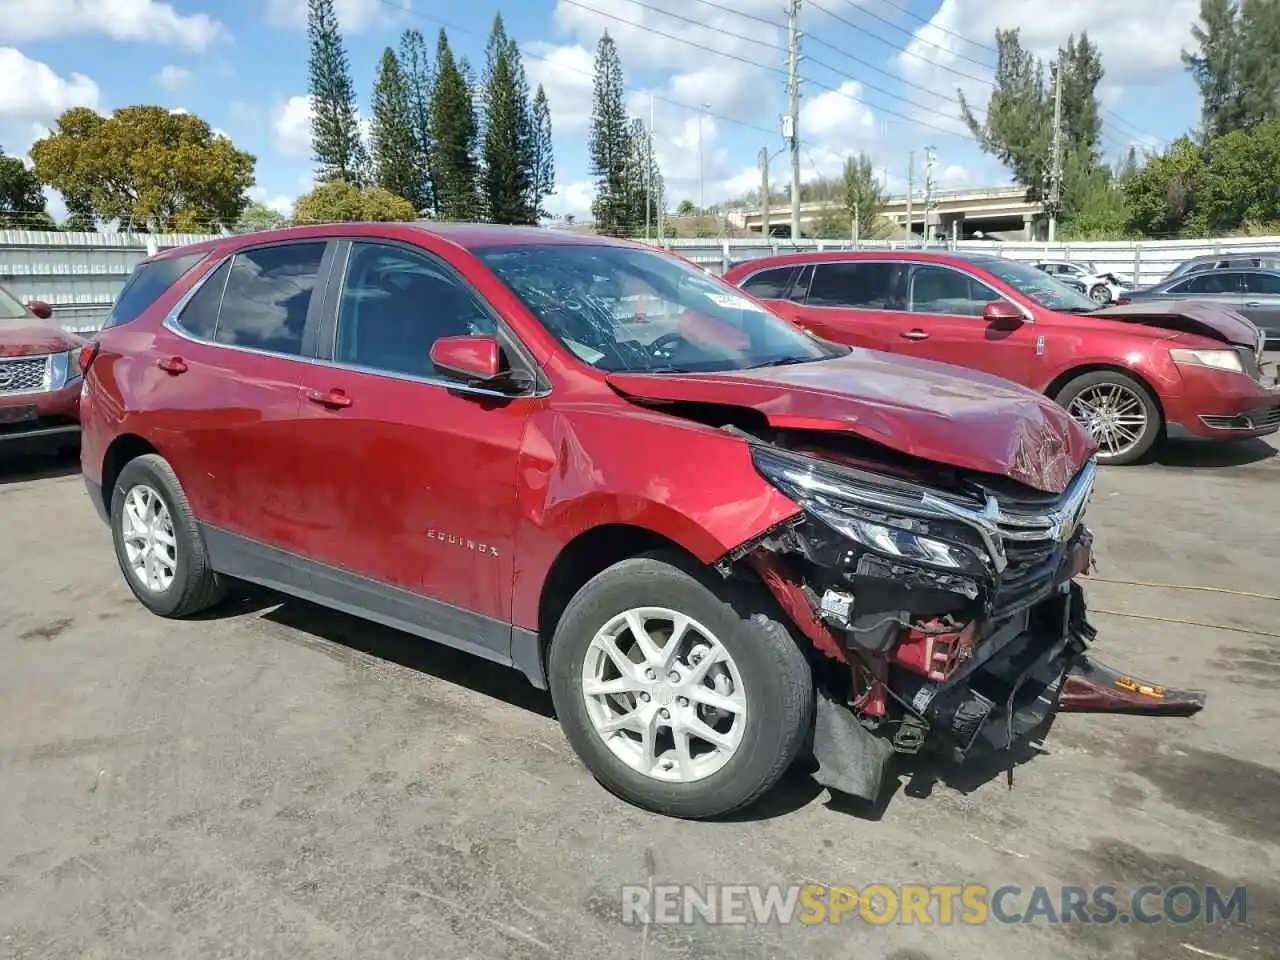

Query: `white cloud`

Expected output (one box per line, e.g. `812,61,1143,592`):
0,48,100,126
524,42,595,135
273,95,313,155
544,179,595,221
0,0,224,50
264,0,400,33
155,64,191,92
249,185,295,217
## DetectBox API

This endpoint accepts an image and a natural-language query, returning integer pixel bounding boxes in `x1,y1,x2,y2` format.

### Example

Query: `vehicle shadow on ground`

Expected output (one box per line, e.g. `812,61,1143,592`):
0,446,80,485
1154,437,1277,468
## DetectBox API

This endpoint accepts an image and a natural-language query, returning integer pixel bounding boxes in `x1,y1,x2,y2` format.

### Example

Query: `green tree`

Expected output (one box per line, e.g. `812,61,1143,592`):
293,180,417,223
235,202,289,233
307,0,367,184
371,47,419,206
589,32,630,235
481,14,533,223
811,204,847,238
1123,137,1208,236
1184,0,1246,137
30,106,255,231
528,84,555,220
620,118,661,233
0,149,55,230
676,198,695,215
399,28,435,214
841,152,886,239
431,30,481,220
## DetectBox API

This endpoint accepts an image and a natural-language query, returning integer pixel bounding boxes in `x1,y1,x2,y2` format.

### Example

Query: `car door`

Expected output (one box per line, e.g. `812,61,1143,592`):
149,239,333,552
290,238,542,649
889,262,1039,385
1164,270,1247,309
1239,271,1280,343
782,261,908,352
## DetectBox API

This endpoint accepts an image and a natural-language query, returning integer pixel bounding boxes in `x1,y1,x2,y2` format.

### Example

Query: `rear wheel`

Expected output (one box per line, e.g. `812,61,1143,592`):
548,553,813,819
110,453,226,617
1088,283,1111,304
1056,370,1161,465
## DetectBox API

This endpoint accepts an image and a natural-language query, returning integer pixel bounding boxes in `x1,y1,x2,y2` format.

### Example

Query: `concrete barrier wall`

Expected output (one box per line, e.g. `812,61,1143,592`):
6,228,1280,334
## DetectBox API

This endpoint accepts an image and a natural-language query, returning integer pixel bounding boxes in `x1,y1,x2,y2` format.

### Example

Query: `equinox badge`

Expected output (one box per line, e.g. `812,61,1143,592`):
426,528,500,558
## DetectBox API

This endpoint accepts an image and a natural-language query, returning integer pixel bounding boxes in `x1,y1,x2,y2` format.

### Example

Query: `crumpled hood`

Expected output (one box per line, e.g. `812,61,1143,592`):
0,318,82,358
607,349,1097,494
1092,300,1260,348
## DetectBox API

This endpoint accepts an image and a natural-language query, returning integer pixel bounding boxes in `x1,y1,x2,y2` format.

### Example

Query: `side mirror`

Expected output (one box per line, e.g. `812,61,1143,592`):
26,300,53,320
982,301,1027,328
430,334,503,384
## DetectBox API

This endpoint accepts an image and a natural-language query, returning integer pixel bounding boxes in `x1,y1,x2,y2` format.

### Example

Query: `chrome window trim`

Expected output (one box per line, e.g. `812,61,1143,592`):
162,249,549,401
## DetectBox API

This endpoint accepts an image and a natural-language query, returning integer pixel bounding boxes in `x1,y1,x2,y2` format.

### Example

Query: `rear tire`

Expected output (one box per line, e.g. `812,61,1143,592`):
548,552,814,819
110,453,226,617
1088,283,1111,304
1055,370,1162,465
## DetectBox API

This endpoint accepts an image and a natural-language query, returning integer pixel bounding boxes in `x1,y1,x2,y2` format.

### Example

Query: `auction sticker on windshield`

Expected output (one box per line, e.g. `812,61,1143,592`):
707,292,767,312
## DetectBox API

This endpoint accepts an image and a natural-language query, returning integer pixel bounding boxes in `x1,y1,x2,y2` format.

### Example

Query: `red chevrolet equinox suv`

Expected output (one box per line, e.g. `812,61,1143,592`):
82,224,1152,818
724,251,1279,464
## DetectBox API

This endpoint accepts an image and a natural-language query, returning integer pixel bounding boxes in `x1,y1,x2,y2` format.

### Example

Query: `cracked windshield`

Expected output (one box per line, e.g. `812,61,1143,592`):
477,244,837,373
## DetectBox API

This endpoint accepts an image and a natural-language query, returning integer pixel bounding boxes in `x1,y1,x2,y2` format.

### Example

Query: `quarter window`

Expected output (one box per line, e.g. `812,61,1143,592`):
740,266,796,300
908,265,1002,317
806,262,902,309
1243,272,1280,294
175,260,230,339
107,252,206,329
213,242,327,355
334,242,496,379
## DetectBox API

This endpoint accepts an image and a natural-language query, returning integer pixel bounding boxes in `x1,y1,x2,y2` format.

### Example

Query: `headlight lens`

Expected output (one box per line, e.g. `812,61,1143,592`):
1169,347,1244,373
46,349,81,388
751,445,994,575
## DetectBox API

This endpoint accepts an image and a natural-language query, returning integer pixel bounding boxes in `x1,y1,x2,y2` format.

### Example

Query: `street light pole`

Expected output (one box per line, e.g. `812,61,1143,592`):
698,102,709,216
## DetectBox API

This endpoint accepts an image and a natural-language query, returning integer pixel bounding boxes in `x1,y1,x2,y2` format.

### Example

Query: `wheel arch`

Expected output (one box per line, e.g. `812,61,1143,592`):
1043,362,1167,425
99,433,161,515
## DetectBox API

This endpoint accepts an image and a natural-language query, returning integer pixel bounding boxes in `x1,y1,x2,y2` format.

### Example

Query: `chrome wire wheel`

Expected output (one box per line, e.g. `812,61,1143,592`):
1067,382,1149,459
119,484,178,594
1089,284,1111,304
581,607,748,784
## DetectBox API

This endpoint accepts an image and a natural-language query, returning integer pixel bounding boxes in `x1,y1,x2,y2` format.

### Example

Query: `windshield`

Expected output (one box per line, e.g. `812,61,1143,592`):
0,284,28,320
475,243,837,373
977,258,1101,312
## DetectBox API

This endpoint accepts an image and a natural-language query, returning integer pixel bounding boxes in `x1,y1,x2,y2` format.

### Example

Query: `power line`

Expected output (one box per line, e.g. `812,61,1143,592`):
823,0,995,76
869,0,998,57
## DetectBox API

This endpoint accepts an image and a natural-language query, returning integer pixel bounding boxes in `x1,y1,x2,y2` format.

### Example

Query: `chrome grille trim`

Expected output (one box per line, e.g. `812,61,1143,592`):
0,354,52,394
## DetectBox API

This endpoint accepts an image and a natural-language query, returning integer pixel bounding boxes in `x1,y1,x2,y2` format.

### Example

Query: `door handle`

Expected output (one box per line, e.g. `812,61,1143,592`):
1244,300,1261,306
305,388,353,409
156,356,187,375
900,329,930,341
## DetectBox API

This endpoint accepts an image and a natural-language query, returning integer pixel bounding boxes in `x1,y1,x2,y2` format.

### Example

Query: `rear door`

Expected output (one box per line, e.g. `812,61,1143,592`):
1164,270,1247,309
1239,271,1280,343
782,261,908,352
889,262,1040,384
148,239,334,552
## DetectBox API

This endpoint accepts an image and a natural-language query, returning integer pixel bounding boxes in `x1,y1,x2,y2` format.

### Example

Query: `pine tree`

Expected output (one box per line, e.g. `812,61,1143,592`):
589,32,630,235
481,15,532,223
307,0,368,184
620,118,661,233
528,84,555,220
371,48,419,207
431,29,481,221
399,28,435,213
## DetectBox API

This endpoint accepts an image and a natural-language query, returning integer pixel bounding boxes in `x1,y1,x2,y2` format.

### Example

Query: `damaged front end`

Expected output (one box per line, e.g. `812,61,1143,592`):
718,436,1204,802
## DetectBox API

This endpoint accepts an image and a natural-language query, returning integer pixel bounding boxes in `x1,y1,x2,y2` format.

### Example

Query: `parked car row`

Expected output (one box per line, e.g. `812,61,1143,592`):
50,222,1219,821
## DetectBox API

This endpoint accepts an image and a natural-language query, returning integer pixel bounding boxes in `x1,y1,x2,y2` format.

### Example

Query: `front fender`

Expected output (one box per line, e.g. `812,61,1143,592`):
508,405,801,630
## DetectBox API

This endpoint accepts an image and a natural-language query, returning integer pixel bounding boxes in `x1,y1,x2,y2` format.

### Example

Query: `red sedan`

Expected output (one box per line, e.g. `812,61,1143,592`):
724,250,1279,464
0,285,83,453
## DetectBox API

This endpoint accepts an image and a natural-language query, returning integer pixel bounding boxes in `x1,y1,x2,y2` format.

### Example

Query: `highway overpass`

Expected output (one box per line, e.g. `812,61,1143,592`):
732,186,1045,240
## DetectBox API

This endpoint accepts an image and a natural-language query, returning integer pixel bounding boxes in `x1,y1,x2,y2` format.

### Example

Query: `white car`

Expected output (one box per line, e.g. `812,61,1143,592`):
1032,260,1130,304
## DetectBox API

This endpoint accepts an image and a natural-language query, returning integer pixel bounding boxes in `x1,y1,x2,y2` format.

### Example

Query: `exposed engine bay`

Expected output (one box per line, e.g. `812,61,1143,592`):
713,425,1206,802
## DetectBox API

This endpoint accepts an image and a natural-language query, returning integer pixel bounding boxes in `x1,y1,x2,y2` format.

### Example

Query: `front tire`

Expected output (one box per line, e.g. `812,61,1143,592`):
110,453,226,617
1056,370,1162,465
548,553,814,819
1088,283,1111,304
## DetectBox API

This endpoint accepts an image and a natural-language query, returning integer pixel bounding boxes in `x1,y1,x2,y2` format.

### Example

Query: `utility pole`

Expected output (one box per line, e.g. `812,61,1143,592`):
905,150,914,246
645,102,652,242
759,146,770,239
852,201,859,248
786,0,802,242
697,105,705,216
651,93,662,243
1047,60,1064,243
923,145,936,248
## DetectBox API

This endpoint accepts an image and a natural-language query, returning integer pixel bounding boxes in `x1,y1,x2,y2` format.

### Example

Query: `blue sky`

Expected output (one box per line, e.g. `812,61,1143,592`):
0,0,1205,226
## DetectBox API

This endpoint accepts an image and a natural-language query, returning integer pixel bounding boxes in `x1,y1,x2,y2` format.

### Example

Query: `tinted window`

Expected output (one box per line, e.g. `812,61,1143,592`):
909,265,1002,317
807,262,901,309
175,260,230,339
0,284,26,319
214,243,326,354
335,242,496,378
106,252,205,328
476,243,834,373
739,266,796,300
1172,272,1239,294
1243,272,1280,294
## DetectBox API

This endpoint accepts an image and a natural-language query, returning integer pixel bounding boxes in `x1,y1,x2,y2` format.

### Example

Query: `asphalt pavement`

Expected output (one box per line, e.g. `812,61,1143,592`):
1,433,1278,960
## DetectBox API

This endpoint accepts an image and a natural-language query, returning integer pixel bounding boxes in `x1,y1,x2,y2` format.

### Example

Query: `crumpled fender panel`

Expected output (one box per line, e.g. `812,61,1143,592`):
1059,657,1206,715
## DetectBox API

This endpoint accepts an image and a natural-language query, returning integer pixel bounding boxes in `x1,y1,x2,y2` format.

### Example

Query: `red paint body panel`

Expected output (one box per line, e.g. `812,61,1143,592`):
724,251,1279,442
0,319,83,358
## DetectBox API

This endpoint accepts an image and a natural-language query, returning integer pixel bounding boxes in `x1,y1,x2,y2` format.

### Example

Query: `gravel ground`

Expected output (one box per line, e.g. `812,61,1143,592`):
1,432,1277,960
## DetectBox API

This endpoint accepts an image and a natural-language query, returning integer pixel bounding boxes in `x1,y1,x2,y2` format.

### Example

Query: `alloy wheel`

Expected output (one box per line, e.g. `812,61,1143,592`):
581,607,748,783
1067,383,1148,459
1089,285,1110,304
119,484,178,593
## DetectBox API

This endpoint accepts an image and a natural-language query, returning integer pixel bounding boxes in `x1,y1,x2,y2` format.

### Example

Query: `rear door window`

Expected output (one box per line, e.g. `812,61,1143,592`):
739,266,797,300
1171,272,1242,295
806,262,902,309
106,252,206,328
1243,272,1280,295
908,265,1001,317
212,243,327,355
175,260,231,340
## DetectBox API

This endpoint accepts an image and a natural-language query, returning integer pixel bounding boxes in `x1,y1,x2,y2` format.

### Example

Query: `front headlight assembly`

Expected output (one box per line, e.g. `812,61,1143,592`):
46,349,81,389
750,445,1001,576
1168,348,1244,374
